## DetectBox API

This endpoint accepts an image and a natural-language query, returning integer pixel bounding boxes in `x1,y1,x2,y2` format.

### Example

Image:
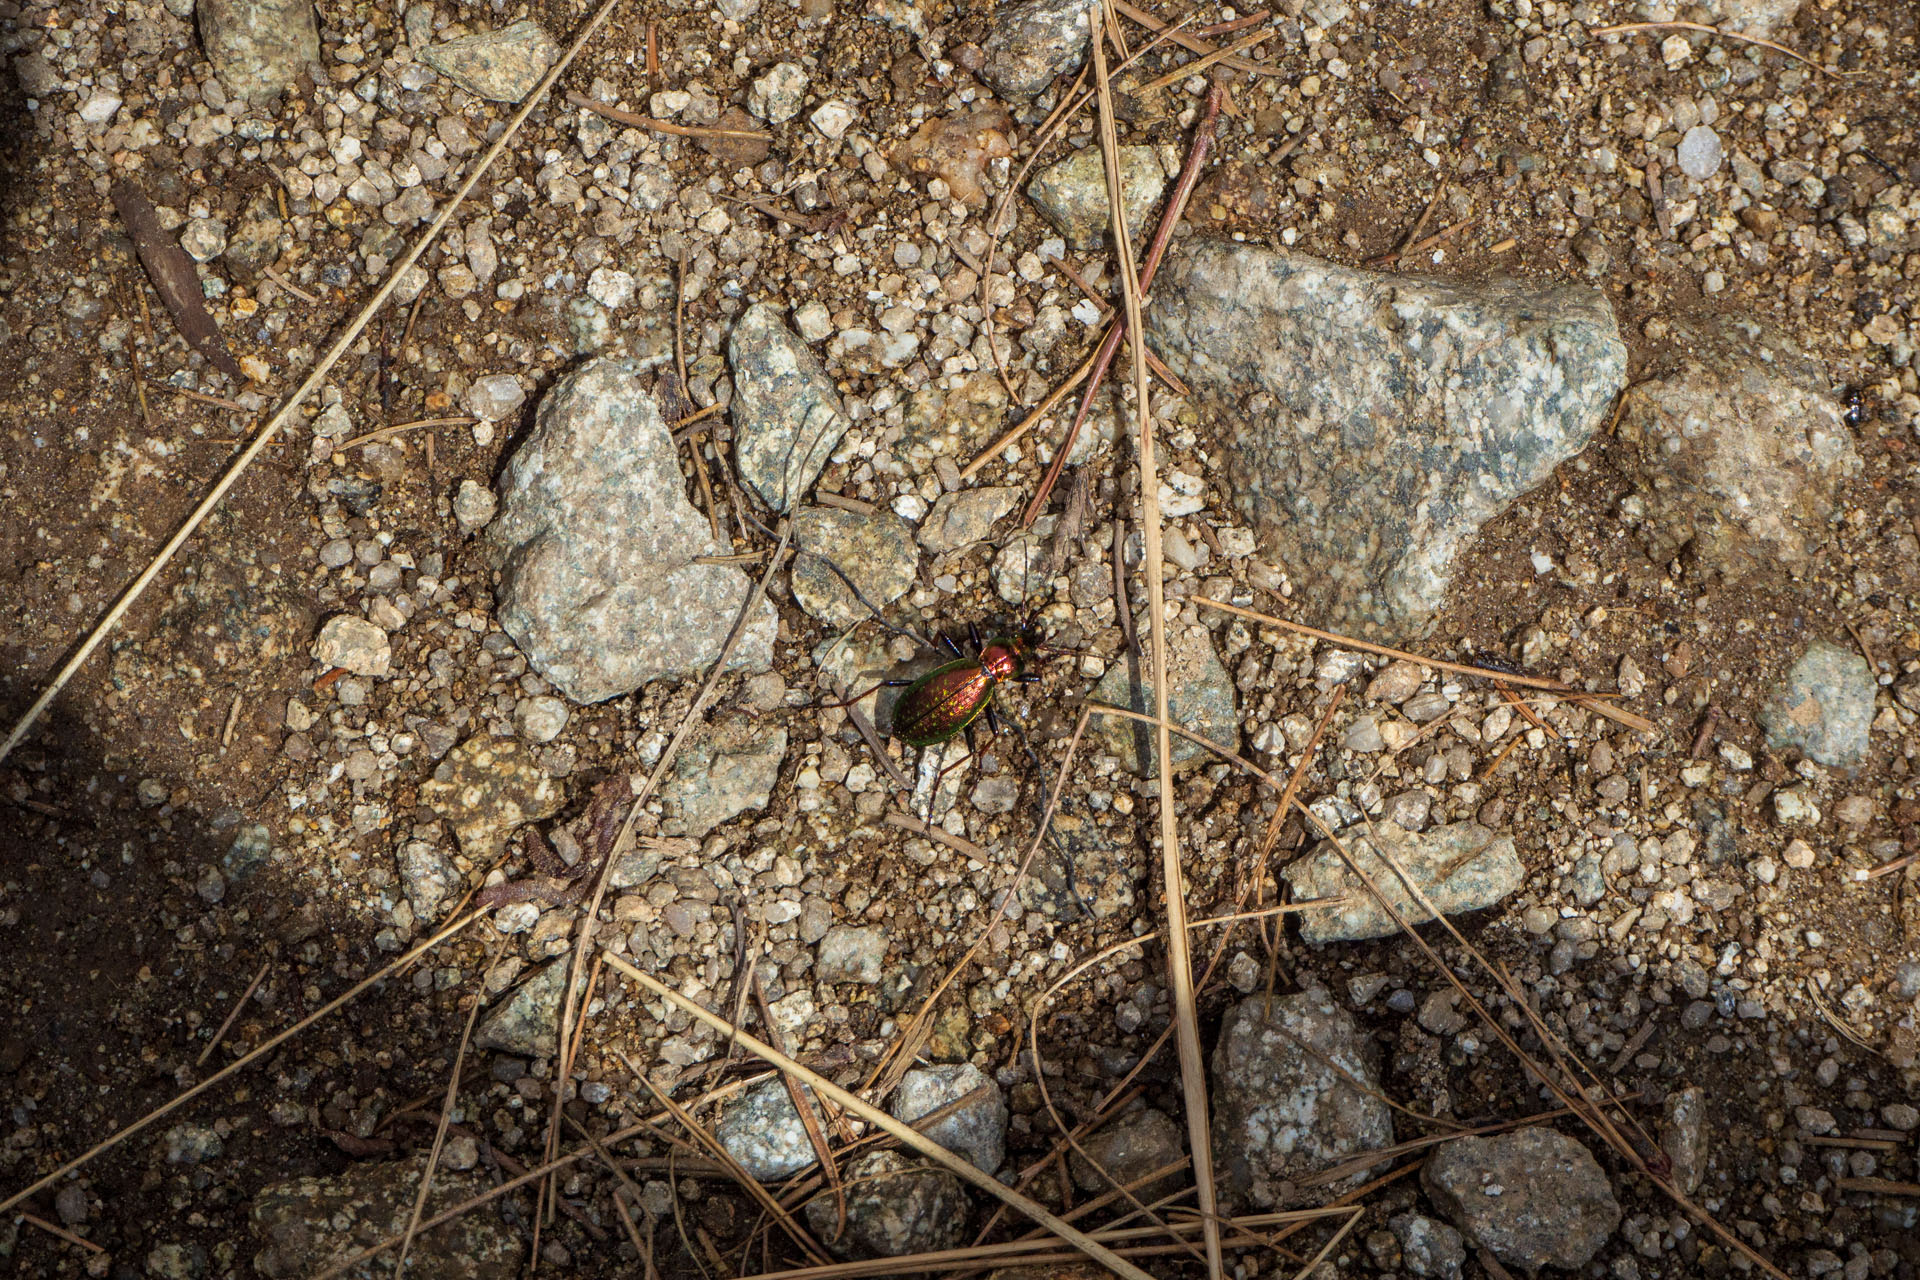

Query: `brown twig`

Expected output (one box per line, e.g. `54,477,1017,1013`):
196,959,271,1066
1020,79,1226,528
394,953,494,1278
566,90,772,139
18,1212,105,1253
1112,0,1284,75
1135,27,1273,93
884,811,990,859
338,416,476,451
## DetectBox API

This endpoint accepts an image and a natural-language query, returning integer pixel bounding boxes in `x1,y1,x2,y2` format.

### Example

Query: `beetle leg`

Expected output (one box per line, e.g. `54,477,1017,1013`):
1014,673,1042,684
881,678,913,687
985,701,1004,735
968,620,984,655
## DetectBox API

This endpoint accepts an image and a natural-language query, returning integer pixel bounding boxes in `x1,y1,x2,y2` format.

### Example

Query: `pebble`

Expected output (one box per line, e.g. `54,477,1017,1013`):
1027,146,1169,250
1152,241,1625,640
1070,1106,1186,1198
717,1078,822,1180
747,62,808,123
815,925,889,984
453,478,498,534
728,304,853,512
1423,1129,1621,1272
397,836,461,922
164,1122,224,1164
419,736,564,859
804,1151,969,1259
1210,990,1394,1206
809,100,854,140
488,358,775,702
916,487,1021,554
1661,1086,1709,1195
1391,1212,1466,1280
1760,639,1876,769
252,1158,521,1277
513,695,569,744
179,217,228,263
889,1063,1008,1173
791,506,919,628
980,0,1097,98
311,615,391,677
197,0,319,102
1285,821,1525,943
661,723,788,838
1677,124,1724,180
475,960,577,1056
1090,612,1238,774
418,19,560,103
463,373,527,421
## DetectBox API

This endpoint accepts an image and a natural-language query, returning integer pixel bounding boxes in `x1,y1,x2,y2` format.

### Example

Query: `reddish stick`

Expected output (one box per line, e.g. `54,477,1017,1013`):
1019,82,1226,529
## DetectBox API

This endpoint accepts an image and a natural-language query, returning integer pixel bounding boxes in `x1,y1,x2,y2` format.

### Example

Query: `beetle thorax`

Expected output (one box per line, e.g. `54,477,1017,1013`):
979,640,1025,683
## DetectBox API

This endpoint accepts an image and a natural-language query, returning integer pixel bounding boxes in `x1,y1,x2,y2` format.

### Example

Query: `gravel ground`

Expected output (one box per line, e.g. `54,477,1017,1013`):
0,0,1917,1276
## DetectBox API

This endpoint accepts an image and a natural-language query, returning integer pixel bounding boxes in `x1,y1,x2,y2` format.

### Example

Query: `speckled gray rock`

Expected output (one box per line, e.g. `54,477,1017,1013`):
1661,1086,1708,1196
1760,639,1875,769
475,960,582,1057
729,304,851,512
804,1150,970,1259
311,614,390,677
792,506,918,628
1422,1129,1621,1272
1150,241,1626,641
1070,1105,1186,1197
1283,820,1524,944
418,20,559,102
397,833,460,923
980,0,1097,98
489,358,775,703
1699,0,1802,36
197,0,318,102
1390,1212,1466,1280
1210,991,1395,1207
1615,315,1858,580
717,1078,821,1180
660,722,788,838
251,1156,521,1280
419,736,564,860
1027,145,1170,250
1091,612,1238,774
890,1064,1007,1174
917,486,1020,553
816,925,889,984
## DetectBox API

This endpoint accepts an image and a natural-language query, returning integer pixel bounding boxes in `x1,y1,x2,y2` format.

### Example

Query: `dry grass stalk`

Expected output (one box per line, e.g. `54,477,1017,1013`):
393,960,492,1278
195,959,270,1066
1589,20,1860,78
1091,19,1221,1274
18,1212,105,1254
339,416,476,451
601,952,1160,1280
0,909,481,1214
1134,26,1273,93
1111,0,1285,75
0,0,631,768
750,969,848,1242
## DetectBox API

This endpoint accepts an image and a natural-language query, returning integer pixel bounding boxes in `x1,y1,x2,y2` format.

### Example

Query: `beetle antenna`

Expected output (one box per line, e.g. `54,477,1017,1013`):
801,550,935,652
1007,717,1094,920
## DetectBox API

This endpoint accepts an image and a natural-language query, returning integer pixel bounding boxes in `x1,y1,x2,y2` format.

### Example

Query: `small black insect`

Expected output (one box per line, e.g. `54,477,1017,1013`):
1843,386,1869,428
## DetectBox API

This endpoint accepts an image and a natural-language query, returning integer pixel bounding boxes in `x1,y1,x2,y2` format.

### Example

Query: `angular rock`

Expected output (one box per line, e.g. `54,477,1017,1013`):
311,614,390,677
419,736,564,860
418,20,559,103
1759,638,1875,769
1283,820,1524,944
917,487,1020,554
816,925,889,985
1070,1106,1186,1197
198,0,319,102
1615,315,1859,580
1027,145,1169,250
804,1150,970,1259
488,358,775,703
397,833,461,923
1091,612,1238,774
1149,241,1626,641
1422,1129,1621,1272
980,0,1097,98
475,959,583,1056
1700,0,1802,37
891,1064,1008,1173
792,506,919,628
729,304,851,512
660,722,788,838
1391,1212,1466,1280
891,107,1014,209
717,1078,820,1180
252,1156,521,1280
1210,991,1395,1207
1661,1086,1708,1196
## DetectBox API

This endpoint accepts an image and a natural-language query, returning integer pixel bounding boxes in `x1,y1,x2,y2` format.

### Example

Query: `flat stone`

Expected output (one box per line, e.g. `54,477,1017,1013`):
418,20,559,103
197,0,318,102
980,0,1097,98
1210,991,1395,1207
1069,1106,1186,1198
816,925,889,984
792,506,919,628
475,959,583,1056
1090,612,1238,774
917,487,1020,554
1661,1086,1709,1196
729,304,851,512
1677,124,1724,180
397,834,461,923
311,615,390,677
252,1156,521,1280
890,1063,1008,1173
1760,639,1875,769
717,1078,821,1180
419,736,564,860
1283,821,1524,943
804,1150,970,1259
1615,315,1858,580
661,722,788,838
1423,1129,1621,1272
488,358,775,703
1027,145,1169,250
1150,241,1625,641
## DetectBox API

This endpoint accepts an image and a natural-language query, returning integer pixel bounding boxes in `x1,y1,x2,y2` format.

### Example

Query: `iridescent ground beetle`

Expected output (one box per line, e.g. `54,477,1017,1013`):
884,622,1044,748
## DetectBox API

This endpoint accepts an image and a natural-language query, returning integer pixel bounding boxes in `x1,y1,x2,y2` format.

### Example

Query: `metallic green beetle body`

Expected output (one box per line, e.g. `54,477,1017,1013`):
890,634,1033,748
